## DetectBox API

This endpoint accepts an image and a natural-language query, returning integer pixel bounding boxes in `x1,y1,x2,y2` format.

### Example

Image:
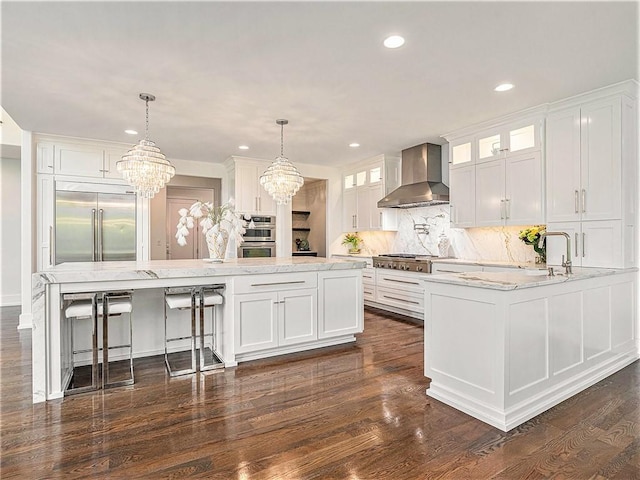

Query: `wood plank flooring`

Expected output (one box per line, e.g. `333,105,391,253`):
1,305,638,479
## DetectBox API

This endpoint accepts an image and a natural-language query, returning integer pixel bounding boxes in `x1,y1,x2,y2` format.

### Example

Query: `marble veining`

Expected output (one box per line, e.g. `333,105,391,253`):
423,267,633,291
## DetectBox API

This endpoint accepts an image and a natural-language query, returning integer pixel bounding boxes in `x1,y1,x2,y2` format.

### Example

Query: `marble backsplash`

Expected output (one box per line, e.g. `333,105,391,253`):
333,205,543,264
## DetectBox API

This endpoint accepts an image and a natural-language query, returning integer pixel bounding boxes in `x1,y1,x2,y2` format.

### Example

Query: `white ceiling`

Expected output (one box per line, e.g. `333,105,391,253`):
2,1,638,166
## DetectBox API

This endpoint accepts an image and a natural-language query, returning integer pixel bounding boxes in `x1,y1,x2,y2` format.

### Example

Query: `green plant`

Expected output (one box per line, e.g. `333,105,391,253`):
342,232,362,250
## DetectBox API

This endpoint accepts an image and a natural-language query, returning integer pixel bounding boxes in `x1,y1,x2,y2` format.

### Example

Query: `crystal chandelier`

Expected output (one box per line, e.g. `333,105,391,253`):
259,119,304,205
117,93,175,198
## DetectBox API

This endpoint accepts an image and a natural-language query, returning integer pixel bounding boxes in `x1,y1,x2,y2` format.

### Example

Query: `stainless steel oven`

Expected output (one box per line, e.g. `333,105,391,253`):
243,215,276,242
238,242,276,258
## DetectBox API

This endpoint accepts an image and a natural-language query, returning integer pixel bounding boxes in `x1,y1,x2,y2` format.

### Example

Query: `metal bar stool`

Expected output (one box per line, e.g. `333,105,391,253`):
63,291,134,394
164,285,224,376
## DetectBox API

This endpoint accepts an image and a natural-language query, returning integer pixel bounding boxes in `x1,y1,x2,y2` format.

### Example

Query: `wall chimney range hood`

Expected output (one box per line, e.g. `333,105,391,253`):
377,143,449,208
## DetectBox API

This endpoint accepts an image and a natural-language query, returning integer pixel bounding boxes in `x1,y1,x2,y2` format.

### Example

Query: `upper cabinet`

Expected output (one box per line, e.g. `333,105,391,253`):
342,155,400,232
444,112,545,227
546,96,627,223
229,159,277,216
35,136,130,181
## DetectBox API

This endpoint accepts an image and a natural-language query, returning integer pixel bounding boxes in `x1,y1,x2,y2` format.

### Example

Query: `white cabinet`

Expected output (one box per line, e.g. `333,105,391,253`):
233,272,318,354
234,161,276,216
37,174,55,270
362,266,375,303
449,165,475,227
342,155,400,232
546,220,625,268
546,97,625,223
318,270,363,338
375,269,426,318
35,137,130,180
475,151,543,226
234,292,279,353
444,115,544,229
545,86,637,269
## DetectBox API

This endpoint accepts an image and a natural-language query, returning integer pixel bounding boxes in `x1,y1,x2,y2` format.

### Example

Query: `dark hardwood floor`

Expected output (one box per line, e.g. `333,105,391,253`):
1,305,638,479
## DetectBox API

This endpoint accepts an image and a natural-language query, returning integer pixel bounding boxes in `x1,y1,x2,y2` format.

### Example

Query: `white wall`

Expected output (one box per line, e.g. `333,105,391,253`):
1,157,22,305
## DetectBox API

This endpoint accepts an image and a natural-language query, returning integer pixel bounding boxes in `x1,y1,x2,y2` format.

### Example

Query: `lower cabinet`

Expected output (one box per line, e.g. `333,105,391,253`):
318,270,363,337
374,270,427,319
233,270,363,357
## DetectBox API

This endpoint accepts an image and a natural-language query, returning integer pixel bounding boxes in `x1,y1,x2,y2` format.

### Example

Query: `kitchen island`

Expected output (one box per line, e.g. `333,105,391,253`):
423,267,638,431
32,257,366,403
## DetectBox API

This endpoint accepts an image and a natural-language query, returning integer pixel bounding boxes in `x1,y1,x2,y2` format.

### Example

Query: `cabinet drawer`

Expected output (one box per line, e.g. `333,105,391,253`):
362,268,375,284
375,271,425,294
363,285,375,302
375,286,423,313
233,272,317,294
431,263,483,274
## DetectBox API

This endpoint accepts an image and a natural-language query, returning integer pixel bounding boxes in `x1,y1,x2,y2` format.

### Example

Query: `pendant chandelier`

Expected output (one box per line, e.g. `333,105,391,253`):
117,93,175,198
259,119,304,205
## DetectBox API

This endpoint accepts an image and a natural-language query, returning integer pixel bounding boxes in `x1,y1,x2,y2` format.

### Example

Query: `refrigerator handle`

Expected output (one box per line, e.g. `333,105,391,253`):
98,209,104,261
91,209,97,261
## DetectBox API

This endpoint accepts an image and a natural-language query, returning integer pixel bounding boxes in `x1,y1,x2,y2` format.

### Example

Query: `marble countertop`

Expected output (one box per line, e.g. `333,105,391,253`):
423,267,636,291
35,257,367,285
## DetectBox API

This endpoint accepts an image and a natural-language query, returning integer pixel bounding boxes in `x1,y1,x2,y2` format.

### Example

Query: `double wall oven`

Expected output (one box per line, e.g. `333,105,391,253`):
238,215,276,258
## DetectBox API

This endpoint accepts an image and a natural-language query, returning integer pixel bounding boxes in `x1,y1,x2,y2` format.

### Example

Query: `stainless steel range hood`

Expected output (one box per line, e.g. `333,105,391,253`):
377,143,449,208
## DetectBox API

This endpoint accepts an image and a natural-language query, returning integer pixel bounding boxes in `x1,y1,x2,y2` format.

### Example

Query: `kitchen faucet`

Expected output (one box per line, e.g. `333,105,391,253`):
538,231,572,275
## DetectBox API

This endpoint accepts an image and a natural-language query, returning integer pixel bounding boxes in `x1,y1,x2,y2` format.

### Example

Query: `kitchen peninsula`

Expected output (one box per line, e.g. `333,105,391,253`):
32,257,366,403
423,267,638,431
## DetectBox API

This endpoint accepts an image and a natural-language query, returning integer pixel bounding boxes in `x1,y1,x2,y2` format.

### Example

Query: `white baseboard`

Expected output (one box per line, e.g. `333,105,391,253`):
18,312,33,330
0,294,21,307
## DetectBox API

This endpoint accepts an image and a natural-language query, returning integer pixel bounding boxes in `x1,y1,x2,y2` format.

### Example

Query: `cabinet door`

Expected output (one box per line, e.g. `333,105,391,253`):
278,288,317,346
546,108,582,223
103,148,129,180
37,174,55,269
55,144,105,178
450,138,474,168
505,151,543,225
581,220,622,268
580,98,622,221
234,292,278,353
449,165,475,227
342,188,357,232
257,187,277,215
318,271,363,338
475,159,505,226
369,183,397,231
36,143,55,174
545,222,581,267
356,186,370,230
235,164,259,214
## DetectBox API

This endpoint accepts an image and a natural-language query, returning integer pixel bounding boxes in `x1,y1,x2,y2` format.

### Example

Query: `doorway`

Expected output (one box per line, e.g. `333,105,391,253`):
166,187,214,260
291,178,327,257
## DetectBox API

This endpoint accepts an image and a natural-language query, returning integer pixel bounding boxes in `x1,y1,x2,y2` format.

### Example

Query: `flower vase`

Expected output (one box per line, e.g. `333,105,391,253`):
205,229,229,261
348,247,361,254
533,243,546,264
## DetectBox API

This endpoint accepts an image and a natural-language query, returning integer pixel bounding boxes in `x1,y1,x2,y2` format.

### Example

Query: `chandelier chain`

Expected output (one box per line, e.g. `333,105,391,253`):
145,98,150,141
280,122,284,157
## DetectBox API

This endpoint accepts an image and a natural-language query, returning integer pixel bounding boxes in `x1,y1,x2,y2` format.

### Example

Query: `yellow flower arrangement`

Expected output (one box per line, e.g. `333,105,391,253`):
519,225,546,262
342,233,362,253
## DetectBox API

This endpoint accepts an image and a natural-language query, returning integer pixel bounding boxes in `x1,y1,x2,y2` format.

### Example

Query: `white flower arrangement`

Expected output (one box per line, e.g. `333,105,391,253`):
175,199,248,254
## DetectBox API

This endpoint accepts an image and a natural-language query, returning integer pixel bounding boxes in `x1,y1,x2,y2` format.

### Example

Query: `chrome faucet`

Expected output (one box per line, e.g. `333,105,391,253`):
539,231,572,275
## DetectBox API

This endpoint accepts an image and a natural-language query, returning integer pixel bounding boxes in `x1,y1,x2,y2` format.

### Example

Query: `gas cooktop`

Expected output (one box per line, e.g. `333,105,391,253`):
372,254,439,273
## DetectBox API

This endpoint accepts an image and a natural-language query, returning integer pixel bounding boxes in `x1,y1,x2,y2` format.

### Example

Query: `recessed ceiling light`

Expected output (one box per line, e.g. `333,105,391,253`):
384,35,405,49
494,83,514,92
124,129,138,135
238,145,249,150
349,143,360,148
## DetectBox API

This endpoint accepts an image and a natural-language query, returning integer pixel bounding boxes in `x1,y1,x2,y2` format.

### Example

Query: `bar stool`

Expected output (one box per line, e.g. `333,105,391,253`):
164,285,224,376
63,291,134,394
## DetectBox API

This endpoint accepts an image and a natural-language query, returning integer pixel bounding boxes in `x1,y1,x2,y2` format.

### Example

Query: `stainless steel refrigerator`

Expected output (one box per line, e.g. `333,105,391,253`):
55,181,137,264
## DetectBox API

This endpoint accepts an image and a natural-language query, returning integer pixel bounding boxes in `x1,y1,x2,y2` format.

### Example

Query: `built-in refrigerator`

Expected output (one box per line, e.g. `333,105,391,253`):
55,181,137,264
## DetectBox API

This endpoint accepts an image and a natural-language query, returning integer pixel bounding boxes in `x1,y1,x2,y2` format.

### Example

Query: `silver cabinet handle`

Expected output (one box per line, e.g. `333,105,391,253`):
382,277,420,286
574,190,579,214
98,209,104,261
379,211,383,226
582,232,586,257
434,269,460,274
49,226,54,266
255,197,258,212
505,199,510,219
574,233,578,258
251,280,306,287
382,294,420,305
258,196,261,212
581,189,586,213
500,199,505,219
91,209,97,261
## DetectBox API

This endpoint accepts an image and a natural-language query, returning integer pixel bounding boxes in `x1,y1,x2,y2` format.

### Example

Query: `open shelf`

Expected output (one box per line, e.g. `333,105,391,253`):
292,227,311,232
292,210,311,215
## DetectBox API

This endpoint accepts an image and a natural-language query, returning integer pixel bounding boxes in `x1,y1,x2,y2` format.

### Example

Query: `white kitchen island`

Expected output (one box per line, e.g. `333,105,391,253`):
423,268,638,431
31,257,366,403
